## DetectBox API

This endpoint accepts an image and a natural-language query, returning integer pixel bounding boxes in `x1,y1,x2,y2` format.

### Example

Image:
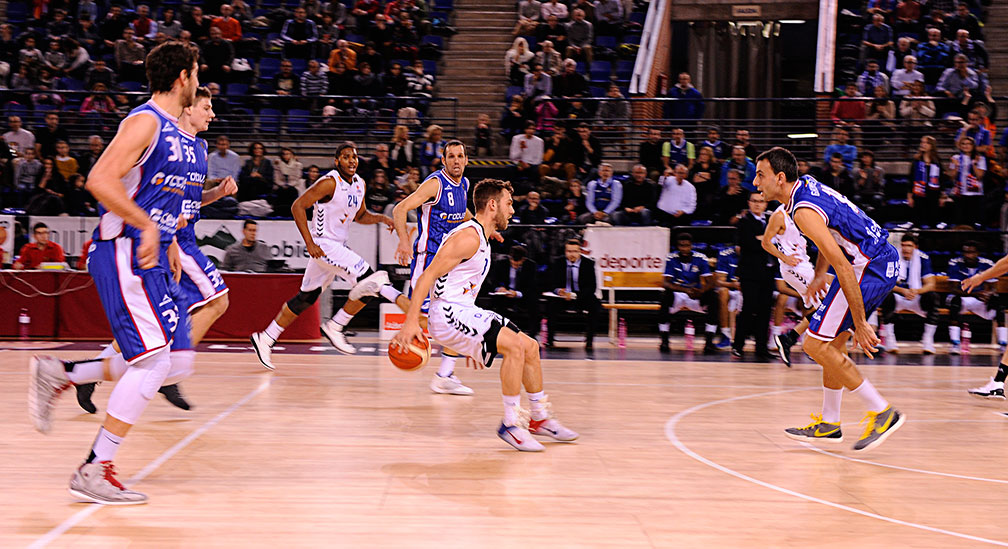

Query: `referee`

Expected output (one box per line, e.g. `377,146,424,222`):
732,191,777,361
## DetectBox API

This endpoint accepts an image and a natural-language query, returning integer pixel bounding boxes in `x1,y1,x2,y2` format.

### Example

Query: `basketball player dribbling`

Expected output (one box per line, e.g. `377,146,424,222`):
392,179,578,451
250,142,408,368
392,140,483,396
754,147,905,452
28,41,205,504
73,86,238,413
760,200,831,367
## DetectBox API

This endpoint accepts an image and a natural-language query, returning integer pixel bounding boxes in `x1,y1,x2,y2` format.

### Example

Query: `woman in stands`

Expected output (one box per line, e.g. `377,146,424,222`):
947,136,986,225
505,37,534,86
907,135,944,227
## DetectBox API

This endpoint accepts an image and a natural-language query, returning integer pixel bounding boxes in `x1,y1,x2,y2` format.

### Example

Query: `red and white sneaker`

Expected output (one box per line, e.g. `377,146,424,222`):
528,397,579,441
28,355,72,433
497,405,544,452
69,461,148,505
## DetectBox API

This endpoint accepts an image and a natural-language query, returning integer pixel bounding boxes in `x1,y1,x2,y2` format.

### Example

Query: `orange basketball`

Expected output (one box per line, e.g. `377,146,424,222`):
388,334,431,371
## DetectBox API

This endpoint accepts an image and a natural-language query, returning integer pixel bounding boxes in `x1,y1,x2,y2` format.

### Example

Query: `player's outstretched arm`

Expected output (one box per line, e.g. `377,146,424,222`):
354,195,393,227
201,176,237,205
291,175,337,258
963,254,1008,293
391,177,440,265
392,226,480,350
86,113,161,269
793,208,878,356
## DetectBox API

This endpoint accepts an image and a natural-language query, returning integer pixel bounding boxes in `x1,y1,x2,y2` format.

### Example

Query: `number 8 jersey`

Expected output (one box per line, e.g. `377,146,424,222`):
786,174,894,269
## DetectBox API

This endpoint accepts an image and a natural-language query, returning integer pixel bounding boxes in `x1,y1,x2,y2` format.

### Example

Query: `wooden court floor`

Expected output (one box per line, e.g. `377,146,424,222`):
2,343,1007,548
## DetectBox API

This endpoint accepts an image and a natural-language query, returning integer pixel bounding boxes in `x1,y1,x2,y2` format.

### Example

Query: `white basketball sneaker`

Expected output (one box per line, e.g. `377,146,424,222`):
349,270,389,301
921,337,936,355
69,461,148,505
321,320,356,354
250,332,276,370
528,396,579,441
497,405,545,452
430,373,474,395
28,355,72,433
967,378,1006,400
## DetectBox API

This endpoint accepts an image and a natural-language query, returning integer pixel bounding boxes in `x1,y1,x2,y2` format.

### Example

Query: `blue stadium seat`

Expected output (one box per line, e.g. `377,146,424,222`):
595,35,617,49
615,60,634,80
622,34,642,45
629,12,646,24
259,57,281,78
422,60,438,75
286,109,310,133
505,85,523,101
421,35,444,49
345,33,364,44
4,102,28,121
119,81,145,92
226,83,249,97
690,220,713,226
522,35,537,51
259,108,282,134
589,86,605,97
433,0,454,11
58,77,85,91
6,3,28,23
575,61,587,74
589,61,612,82
289,58,307,74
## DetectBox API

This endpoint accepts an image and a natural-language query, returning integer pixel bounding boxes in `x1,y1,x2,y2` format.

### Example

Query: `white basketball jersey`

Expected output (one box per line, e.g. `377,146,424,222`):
772,205,810,265
430,220,490,306
311,169,364,244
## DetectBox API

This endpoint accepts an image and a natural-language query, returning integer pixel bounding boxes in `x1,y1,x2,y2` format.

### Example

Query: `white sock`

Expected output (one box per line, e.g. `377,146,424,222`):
503,394,521,425
65,359,106,384
922,323,937,342
379,284,402,303
770,325,782,337
704,323,717,334
851,379,888,413
264,321,284,342
437,355,458,377
95,344,118,360
720,327,731,337
822,387,843,423
997,327,1007,344
331,308,353,330
528,390,547,420
659,323,670,333
88,427,123,463
949,325,961,343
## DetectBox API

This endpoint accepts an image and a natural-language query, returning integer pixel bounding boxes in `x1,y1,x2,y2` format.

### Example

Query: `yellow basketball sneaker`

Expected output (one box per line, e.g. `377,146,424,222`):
784,413,843,443
852,406,906,452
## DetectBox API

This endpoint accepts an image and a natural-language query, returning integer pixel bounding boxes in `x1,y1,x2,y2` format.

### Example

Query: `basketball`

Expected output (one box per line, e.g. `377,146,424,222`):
388,334,431,371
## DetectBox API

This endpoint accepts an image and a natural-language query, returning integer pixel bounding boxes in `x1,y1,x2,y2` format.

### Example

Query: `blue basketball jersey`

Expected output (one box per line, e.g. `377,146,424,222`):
786,175,893,268
94,101,191,245
414,170,469,256
664,252,710,289
176,134,208,245
715,247,738,282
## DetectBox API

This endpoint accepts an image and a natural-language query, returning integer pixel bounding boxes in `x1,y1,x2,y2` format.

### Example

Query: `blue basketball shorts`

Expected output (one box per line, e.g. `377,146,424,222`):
177,237,228,313
408,250,436,314
807,245,899,341
87,238,192,362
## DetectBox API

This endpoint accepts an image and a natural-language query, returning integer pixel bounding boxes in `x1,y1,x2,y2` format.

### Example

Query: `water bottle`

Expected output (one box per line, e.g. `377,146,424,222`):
18,308,30,340
684,319,695,351
618,317,627,349
962,324,971,355
540,317,549,348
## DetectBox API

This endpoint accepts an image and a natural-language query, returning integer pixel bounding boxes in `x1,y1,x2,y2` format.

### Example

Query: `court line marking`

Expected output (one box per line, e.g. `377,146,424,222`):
800,443,1008,484
28,375,273,549
664,388,1008,547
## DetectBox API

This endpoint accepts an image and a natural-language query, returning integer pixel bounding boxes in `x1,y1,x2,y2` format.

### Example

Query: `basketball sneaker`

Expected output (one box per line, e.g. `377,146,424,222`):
852,406,906,452
430,373,474,395
967,378,1006,400
250,332,276,370
528,397,579,441
497,406,545,452
158,384,192,410
348,270,390,301
949,342,961,355
69,461,147,505
921,338,936,355
75,382,98,414
321,320,356,354
784,413,843,443
28,355,73,433
774,332,797,367
714,333,731,349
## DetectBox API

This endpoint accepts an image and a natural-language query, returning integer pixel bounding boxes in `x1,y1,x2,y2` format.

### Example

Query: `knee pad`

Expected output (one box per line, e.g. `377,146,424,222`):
287,287,322,315
106,348,171,424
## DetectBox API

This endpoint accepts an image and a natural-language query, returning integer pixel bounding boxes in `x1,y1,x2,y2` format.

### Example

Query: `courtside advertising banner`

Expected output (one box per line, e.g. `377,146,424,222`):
582,226,670,289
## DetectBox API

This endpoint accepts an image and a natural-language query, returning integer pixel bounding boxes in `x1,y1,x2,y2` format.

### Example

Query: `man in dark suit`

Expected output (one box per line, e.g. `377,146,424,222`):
488,245,540,336
731,191,777,361
545,238,600,351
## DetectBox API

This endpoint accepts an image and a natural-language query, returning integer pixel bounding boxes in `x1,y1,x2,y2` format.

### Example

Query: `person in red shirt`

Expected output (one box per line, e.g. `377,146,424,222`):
13,222,65,269
211,4,243,41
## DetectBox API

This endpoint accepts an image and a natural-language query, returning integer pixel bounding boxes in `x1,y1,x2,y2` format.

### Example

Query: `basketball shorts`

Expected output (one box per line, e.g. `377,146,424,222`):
669,291,706,314
895,294,930,318
88,237,192,363
408,250,436,314
781,262,826,309
428,300,512,369
300,238,371,292
807,246,899,341
177,237,228,313
958,296,997,320
727,289,742,313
